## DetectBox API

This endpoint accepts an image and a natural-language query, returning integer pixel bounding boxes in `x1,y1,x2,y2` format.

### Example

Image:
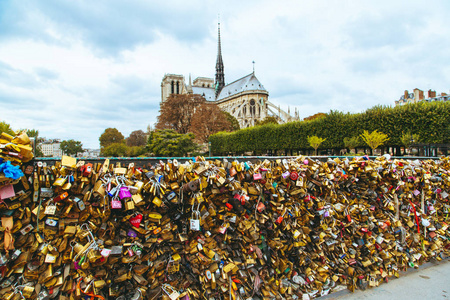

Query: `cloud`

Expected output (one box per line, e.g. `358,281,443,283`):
0,0,216,56
0,0,450,148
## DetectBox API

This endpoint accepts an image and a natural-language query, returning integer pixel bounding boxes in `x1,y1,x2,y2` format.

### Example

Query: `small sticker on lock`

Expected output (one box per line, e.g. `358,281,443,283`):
190,219,200,231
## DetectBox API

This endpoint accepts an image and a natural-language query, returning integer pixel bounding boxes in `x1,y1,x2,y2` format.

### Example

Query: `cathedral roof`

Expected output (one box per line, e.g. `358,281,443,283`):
192,86,216,101
217,73,267,101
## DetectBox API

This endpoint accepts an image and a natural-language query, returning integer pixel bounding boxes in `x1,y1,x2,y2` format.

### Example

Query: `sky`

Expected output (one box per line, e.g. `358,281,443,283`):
1,0,449,149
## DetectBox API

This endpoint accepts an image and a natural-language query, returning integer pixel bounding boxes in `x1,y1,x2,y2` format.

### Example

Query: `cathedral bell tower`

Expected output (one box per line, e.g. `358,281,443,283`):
215,22,225,99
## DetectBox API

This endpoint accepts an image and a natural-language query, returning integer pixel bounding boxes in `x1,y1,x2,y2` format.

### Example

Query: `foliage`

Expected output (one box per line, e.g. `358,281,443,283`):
0,121,14,136
343,136,361,150
25,129,39,138
156,94,205,134
147,130,198,157
60,139,83,156
360,130,389,151
99,128,124,148
307,136,326,155
400,131,420,148
102,143,128,157
255,116,279,126
303,112,326,122
126,146,146,157
24,128,44,156
222,111,240,131
190,103,233,143
209,101,450,155
126,130,147,147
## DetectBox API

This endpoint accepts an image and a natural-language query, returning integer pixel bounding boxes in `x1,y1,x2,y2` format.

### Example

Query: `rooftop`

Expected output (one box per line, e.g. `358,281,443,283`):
217,73,267,101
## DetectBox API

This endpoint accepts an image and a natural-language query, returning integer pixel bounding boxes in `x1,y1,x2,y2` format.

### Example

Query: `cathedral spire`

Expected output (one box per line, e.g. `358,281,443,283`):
215,22,225,98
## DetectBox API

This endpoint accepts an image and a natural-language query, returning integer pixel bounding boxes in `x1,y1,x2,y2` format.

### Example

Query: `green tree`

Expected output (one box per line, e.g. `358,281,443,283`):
343,136,361,153
0,121,14,136
102,143,128,157
255,116,279,126
400,131,420,148
99,128,125,148
360,130,389,155
126,146,146,157
60,139,83,156
24,128,44,157
147,129,198,157
308,136,326,155
222,112,240,131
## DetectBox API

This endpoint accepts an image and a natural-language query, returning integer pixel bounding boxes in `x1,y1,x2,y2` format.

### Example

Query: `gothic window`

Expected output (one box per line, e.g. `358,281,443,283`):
176,81,180,94
243,106,247,116
258,106,261,116
250,99,256,116
171,81,174,94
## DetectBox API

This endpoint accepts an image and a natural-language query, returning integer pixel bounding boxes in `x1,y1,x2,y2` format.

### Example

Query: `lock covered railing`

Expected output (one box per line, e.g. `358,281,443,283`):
1,131,450,299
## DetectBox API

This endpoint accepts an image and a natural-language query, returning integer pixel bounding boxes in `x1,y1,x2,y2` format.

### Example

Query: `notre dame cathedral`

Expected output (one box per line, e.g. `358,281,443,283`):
161,23,299,128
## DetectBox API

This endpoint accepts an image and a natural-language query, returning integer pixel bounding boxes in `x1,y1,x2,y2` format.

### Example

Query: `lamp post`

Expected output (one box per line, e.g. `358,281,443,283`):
208,142,211,157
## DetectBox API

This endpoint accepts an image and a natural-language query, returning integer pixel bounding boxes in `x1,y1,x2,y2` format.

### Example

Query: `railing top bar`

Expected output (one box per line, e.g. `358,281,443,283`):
35,155,441,161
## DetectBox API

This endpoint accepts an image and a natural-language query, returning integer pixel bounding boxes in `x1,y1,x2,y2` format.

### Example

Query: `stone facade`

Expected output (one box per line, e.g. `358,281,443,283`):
160,23,299,128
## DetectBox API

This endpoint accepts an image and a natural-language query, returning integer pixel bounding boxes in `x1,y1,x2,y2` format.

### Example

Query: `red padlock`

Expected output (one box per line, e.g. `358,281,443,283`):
257,202,265,212
53,192,68,202
82,163,93,177
290,171,299,181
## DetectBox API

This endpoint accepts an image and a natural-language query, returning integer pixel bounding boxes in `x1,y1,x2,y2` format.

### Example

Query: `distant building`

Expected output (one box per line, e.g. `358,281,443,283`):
40,139,63,157
395,88,450,106
78,149,100,158
161,23,299,128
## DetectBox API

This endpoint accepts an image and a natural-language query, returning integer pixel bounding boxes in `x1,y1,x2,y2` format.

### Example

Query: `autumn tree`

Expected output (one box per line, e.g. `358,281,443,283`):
99,128,125,148
222,112,240,131
190,103,232,143
360,130,389,155
60,139,83,156
304,112,326,122
126,130,146,147
156,94,205,134
308,135,326,155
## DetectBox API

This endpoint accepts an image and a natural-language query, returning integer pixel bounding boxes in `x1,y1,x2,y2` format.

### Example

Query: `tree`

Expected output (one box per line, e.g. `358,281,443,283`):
222,112,240,131
255,116,279,126
308,136,326,155
147,130,198,157
25,129,44,157
400,131,420,149
343,136,361,153
60,139,83,156
190,103,233,143
126,146,146,157
0,121,14,136
126,130,146,147
304,112,326,122
156,94,205,134
360,130,389,155
102,143,128,157
99,128,124,148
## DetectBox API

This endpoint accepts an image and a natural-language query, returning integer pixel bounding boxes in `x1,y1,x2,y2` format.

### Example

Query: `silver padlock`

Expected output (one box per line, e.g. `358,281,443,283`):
73,197,86,211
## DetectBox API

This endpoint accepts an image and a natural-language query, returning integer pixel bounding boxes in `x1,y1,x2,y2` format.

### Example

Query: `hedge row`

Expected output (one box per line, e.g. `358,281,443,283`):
209,101,450,154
